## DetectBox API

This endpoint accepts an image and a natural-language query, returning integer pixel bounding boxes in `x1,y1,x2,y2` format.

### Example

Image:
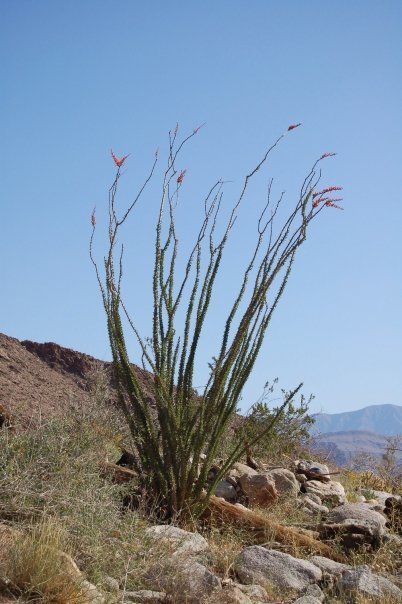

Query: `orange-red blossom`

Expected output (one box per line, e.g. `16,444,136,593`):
111,149,130,168
177,169,187,184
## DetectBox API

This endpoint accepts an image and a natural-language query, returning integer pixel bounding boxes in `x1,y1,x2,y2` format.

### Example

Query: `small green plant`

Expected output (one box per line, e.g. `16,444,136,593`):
90,123,341,519
240,379,315,464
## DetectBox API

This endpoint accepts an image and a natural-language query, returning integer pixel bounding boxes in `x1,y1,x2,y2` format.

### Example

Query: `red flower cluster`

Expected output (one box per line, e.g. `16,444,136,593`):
177,169,187,185
111,149,129,168
312,187,343,210
312,193,343,210
288,123,301,131
313,186,343,198
325,200,344,210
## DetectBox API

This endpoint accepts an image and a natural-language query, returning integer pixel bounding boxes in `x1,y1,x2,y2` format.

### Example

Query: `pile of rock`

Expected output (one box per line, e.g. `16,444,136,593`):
214,462,299,507
293,460,347,506
212,458,347,512
212,457,402,558
2,453,402,604
119,525,402,603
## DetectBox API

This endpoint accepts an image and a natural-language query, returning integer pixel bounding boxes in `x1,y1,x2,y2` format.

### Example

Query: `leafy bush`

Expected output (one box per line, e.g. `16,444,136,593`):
241,380,315,464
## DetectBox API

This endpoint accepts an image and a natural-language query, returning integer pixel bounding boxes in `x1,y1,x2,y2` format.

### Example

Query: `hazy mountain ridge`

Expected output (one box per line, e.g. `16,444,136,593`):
311,404,402,466
312,430,402,466
312,404,402,436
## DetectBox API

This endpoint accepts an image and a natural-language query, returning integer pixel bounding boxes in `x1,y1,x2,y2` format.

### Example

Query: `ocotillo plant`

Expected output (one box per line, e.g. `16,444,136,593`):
90,124,341,519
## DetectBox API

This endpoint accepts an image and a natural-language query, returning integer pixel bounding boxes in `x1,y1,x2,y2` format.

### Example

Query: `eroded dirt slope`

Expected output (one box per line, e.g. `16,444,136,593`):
0,333,98,428
0,333,155,430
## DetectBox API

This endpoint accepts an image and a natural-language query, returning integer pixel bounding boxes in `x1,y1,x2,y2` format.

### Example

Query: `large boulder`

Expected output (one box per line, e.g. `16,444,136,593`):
266,468,299,498
337,565,402,600
234,546,322,592
327,503,387,540
238,474,277,506
303,480,346,506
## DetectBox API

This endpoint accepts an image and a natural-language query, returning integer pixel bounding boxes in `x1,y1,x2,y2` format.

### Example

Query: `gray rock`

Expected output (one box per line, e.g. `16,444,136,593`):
144,525,209,556
292,597,322,604
371,490,401,506
304,493,323,505
207,585,252,603
303,480,346,505
215,479,237,502
146,559,221,604
327,503,387,539
235,583,269,600
266,468,299,498
102,575,120,592
123,590,167,603
234,546,322,592
80,580,105,603
337,565,402,600
309,555,350,577
299,495,329,515
304,583,325,602
383,532,402,547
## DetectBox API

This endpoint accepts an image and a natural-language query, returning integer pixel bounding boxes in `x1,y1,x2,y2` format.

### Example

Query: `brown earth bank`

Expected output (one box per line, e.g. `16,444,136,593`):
0,332,151,430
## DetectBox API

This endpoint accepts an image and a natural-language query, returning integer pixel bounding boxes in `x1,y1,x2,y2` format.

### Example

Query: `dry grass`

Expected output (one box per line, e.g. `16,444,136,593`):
4,518,90,603
0,399,153,596
1,386,401,603
330,595,401,604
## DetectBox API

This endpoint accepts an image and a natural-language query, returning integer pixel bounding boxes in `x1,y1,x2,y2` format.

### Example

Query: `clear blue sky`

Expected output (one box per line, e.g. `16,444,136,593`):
1,1,401,415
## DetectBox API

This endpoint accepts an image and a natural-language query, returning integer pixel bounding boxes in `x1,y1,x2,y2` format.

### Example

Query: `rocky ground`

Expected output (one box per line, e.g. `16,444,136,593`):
1,333,402,603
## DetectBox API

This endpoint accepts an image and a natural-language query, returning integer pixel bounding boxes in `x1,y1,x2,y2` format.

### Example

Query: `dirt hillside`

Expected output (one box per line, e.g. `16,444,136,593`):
0,333,107,429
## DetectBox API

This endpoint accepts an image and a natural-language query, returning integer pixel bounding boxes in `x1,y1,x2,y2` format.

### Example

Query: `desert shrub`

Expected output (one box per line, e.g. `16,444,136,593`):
91,123,341,519
348,436,402,494
378,435,402,492
239,380,315,464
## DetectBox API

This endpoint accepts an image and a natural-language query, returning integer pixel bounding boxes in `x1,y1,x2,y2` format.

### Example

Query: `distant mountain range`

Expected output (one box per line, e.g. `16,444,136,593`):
310,404,402,466
312,404,402,436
